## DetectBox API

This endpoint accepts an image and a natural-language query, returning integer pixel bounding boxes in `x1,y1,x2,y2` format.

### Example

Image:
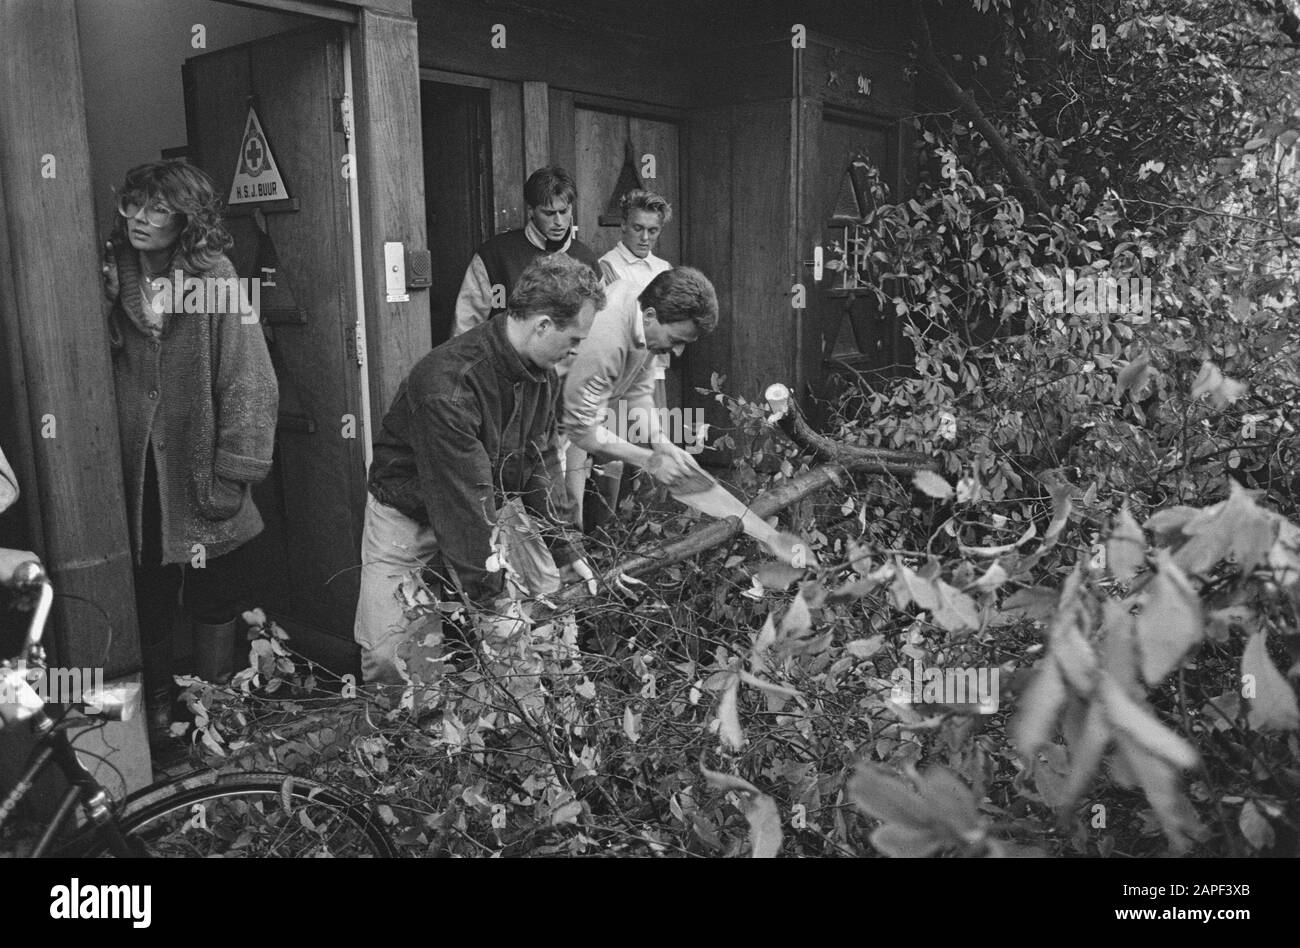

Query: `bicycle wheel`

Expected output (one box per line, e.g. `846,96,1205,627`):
85,771,397,857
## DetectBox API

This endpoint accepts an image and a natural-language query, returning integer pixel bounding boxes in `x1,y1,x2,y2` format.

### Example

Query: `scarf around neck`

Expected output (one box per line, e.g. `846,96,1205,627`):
115,246,179,340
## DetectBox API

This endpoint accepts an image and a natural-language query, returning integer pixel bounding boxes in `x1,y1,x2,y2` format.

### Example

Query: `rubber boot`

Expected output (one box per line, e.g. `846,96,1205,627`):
193,618,239,685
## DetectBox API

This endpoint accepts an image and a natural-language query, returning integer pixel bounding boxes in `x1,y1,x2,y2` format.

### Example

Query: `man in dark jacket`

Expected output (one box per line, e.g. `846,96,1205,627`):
452,165,601,336
356,255,603,687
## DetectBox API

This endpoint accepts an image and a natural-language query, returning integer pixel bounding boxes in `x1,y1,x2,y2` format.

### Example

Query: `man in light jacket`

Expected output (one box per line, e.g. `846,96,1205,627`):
562,267,718,526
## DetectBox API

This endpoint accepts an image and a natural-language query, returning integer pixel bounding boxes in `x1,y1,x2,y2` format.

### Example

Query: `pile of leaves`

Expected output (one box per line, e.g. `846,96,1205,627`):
174,446,1299,857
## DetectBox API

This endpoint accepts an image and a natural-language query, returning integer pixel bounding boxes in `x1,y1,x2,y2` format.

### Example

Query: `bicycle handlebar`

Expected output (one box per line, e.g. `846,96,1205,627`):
6,561,53,655
1,561,132,725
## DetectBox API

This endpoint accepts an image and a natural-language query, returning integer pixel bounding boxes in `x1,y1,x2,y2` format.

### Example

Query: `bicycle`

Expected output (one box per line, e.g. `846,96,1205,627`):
0,560,396,857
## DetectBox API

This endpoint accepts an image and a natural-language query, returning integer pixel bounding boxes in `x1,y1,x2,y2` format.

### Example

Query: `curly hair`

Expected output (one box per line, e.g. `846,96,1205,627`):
508,254,606,328
110,159,233,273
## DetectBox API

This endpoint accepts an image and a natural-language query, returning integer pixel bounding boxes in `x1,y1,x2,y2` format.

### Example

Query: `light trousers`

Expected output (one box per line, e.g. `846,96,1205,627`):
353,494,560,686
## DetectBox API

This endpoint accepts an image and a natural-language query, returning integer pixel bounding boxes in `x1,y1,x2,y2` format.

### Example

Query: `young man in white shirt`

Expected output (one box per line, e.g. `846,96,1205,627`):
598,189,673,291
598,190,674,393
588,190,675,524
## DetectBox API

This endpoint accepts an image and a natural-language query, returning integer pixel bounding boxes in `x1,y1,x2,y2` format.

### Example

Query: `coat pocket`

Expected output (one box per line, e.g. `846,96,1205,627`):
198,471,247,521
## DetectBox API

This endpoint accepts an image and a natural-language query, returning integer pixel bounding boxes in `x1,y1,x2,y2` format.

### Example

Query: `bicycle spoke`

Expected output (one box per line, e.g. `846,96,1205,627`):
124,790,384,857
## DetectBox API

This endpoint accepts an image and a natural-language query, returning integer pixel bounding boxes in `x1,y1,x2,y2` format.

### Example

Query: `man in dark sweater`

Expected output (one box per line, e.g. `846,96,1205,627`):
452,165,601,336
356,255,603,688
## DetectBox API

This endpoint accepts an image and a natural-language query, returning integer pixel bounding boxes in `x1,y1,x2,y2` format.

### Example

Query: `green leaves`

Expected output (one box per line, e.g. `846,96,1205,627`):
1189,360,1246,410
1012,661,1068,756
1238,800,1275,851
847,763,998,857
1135,551,1202,685
715,674,744,750
1099,674,1198,770
1106,506,1146,583
1163,482,1277,577
700,765,783,858
1241,631,1300,730
1115,352,1156,401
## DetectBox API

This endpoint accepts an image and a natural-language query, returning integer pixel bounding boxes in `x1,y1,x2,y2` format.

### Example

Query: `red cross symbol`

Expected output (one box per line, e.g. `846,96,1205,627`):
245,136,264,172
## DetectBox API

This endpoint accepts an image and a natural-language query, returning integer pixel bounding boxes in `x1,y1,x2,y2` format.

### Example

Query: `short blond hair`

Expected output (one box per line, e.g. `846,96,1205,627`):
620,189,672,226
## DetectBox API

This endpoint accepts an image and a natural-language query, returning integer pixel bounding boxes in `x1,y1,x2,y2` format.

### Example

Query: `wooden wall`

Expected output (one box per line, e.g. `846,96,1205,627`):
0,0,139,676
684,106,733,416
683,31,915,432
488,78,526,231
354,9,433,414
571,106,683,262
408,5,916,439
412,0,694,108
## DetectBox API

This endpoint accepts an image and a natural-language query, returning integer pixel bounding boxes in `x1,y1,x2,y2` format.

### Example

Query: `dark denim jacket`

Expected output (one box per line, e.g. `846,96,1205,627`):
368,314,582,603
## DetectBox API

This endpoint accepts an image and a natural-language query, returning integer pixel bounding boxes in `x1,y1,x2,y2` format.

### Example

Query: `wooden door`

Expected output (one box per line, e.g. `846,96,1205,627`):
183,25,364,667
422,80,493,346
573,106,684,402
807,115,907,408
574,108,682,264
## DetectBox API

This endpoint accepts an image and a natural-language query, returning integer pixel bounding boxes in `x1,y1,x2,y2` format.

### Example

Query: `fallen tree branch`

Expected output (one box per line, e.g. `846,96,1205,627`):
766,388,930,473
910,0,1052,218
560,454,931,601
588,463,849,588
554,385,932,600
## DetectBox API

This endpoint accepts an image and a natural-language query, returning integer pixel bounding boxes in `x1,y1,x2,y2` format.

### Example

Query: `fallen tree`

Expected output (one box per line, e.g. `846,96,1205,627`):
561,388,932,596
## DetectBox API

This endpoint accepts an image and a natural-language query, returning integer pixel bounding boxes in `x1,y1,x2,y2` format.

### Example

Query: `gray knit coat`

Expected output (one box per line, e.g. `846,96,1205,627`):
108,248,278,565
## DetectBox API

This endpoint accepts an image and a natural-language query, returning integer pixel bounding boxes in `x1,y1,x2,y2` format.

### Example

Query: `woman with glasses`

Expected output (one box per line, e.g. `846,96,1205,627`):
100,159,278,751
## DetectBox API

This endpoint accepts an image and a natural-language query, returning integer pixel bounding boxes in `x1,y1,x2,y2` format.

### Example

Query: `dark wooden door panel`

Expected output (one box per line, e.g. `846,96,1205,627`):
573,106,684,404
184,25,364,646
809,115,902,403
574,107,682,264
422,81,492,346
627,115,681,266
574,106,630,256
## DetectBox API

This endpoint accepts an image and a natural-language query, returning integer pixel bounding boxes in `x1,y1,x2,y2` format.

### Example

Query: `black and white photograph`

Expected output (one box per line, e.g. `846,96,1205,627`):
0,0,1294,919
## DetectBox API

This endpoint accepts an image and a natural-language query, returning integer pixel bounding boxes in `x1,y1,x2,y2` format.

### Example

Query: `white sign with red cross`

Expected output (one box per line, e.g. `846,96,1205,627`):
228,106,291,205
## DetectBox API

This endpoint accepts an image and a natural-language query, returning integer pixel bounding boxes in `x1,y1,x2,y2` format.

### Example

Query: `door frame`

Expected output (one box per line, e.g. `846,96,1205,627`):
420,67,518,234
795,97,908,405
196,0,430,671
215,0,431,426
417,70,495,343
216,0,408,21
0,0,408,675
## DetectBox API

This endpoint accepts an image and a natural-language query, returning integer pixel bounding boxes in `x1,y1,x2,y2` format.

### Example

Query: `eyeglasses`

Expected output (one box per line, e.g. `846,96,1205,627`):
116,194,177,228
